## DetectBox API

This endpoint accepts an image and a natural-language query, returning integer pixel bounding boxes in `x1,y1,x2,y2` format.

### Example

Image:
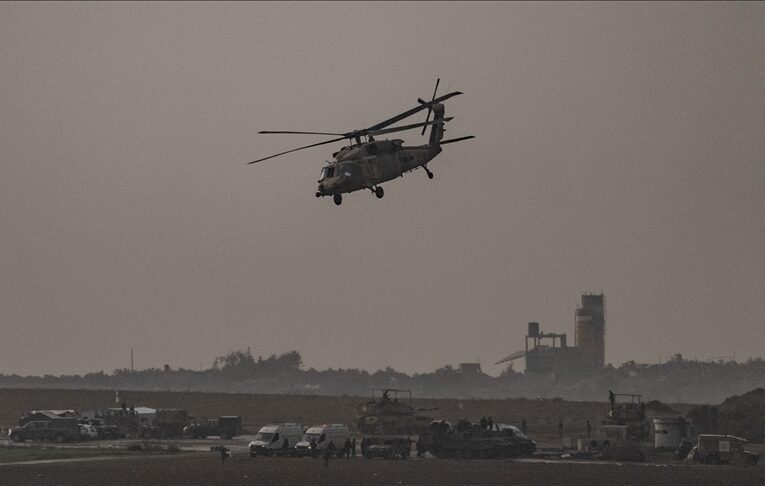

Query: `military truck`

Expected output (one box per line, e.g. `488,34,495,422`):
356,389,434,436
9,418,81,443
418,420,536,459
97,407,190,439
184,416,242,440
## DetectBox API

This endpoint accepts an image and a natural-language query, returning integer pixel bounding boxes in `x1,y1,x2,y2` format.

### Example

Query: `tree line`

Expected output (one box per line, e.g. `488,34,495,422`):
1,350,764,404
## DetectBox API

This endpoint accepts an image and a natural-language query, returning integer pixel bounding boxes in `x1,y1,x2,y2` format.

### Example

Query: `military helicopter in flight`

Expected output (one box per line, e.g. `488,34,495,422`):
247,80,474,205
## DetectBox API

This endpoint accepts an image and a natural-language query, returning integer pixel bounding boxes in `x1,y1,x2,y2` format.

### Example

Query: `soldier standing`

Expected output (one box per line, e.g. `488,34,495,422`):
323,440,335,469
521,418,527,434
344,438,352,458
220,446,230,465
351,438,357,458
558,419,564,439
586,420,592,438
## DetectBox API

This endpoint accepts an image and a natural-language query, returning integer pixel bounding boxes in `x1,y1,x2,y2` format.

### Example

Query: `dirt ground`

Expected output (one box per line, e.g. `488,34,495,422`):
1,453,763,486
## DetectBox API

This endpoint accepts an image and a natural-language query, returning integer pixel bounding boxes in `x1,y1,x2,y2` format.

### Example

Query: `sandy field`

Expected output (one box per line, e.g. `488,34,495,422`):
2,453,764,486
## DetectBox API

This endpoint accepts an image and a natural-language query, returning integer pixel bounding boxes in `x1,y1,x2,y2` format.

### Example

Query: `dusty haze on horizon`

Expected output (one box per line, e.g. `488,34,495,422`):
1,2,764,377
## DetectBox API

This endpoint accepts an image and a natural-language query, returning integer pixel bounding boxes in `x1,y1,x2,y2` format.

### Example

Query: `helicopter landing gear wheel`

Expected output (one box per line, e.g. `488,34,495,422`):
374,186,384,199
424,166,434,179
333,194,342,206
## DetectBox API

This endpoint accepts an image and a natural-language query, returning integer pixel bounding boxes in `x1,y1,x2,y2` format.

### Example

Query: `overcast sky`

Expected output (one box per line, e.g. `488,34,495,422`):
2,2,764,376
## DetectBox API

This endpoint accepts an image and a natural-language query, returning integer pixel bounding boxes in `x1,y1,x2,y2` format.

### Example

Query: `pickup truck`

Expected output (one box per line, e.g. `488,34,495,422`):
9,419,81,443
686,434,760,465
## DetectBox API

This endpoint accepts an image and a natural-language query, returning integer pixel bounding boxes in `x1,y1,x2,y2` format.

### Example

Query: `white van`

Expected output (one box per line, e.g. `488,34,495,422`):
248,423,305,457
295,424,350,457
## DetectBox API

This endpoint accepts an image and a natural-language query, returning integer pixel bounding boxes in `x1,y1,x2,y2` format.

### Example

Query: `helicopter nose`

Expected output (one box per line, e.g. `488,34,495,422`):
317,182,331,196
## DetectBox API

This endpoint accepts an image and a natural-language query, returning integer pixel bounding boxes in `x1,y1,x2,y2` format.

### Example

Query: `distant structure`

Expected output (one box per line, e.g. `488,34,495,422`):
495,293,606,376
575,293,606,369
457,362,483,374
522,322,579,375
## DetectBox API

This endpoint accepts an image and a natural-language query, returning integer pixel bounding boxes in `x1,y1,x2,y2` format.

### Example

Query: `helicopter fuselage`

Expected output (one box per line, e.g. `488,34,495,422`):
315,139,441,197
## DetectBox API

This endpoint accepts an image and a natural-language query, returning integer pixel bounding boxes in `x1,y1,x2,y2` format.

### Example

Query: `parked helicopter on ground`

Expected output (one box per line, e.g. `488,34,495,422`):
248,80,473,205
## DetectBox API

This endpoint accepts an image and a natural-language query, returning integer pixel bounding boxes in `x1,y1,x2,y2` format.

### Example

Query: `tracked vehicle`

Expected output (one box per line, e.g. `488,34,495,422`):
418,420,536,459
355,389,434,436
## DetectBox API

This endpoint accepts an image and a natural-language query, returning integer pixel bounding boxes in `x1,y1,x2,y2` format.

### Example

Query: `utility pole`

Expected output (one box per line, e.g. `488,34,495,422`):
130,348,134,375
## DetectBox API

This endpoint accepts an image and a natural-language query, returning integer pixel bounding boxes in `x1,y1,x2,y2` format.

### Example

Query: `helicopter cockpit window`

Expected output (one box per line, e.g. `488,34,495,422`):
320,167,335,180
341,163,354,178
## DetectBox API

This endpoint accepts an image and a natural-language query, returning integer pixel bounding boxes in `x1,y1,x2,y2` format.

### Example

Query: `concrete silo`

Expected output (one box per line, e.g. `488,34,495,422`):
574,293,605,369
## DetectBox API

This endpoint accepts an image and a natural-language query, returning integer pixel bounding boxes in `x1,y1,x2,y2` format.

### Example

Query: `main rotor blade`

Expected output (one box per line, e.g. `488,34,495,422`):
439,135,475,145
368,117,453,137
247,136,347,164
367,91,462,132
421,78,440,135
259,130,346,136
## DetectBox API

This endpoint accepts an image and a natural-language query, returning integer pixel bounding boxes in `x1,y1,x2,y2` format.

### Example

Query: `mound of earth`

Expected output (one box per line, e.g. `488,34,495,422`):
643,400,679,418
719,388,765,413
714,388,765,442
685,405,719,434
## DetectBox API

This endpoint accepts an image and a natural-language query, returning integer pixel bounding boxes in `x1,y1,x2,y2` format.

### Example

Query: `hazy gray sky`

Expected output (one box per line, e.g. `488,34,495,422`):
2,2,764,376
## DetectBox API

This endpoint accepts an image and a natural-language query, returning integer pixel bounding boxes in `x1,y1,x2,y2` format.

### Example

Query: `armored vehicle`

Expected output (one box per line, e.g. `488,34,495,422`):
418,420,536,459
184,416,241,440
363,435,412,459
356,389,433,436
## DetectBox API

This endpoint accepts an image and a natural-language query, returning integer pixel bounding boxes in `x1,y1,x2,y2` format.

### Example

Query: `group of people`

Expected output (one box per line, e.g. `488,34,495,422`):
479,416,496,431
342,437,357,458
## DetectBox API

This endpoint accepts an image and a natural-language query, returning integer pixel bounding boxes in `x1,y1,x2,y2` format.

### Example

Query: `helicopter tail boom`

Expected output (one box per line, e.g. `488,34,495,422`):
427,103,446,150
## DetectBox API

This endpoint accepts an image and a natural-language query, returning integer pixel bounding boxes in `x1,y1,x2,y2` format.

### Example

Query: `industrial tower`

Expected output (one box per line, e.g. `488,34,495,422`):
574,293,606,369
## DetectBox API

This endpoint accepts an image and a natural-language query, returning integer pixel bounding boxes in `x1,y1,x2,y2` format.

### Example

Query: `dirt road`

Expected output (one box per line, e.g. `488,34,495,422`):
1,453,762,486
